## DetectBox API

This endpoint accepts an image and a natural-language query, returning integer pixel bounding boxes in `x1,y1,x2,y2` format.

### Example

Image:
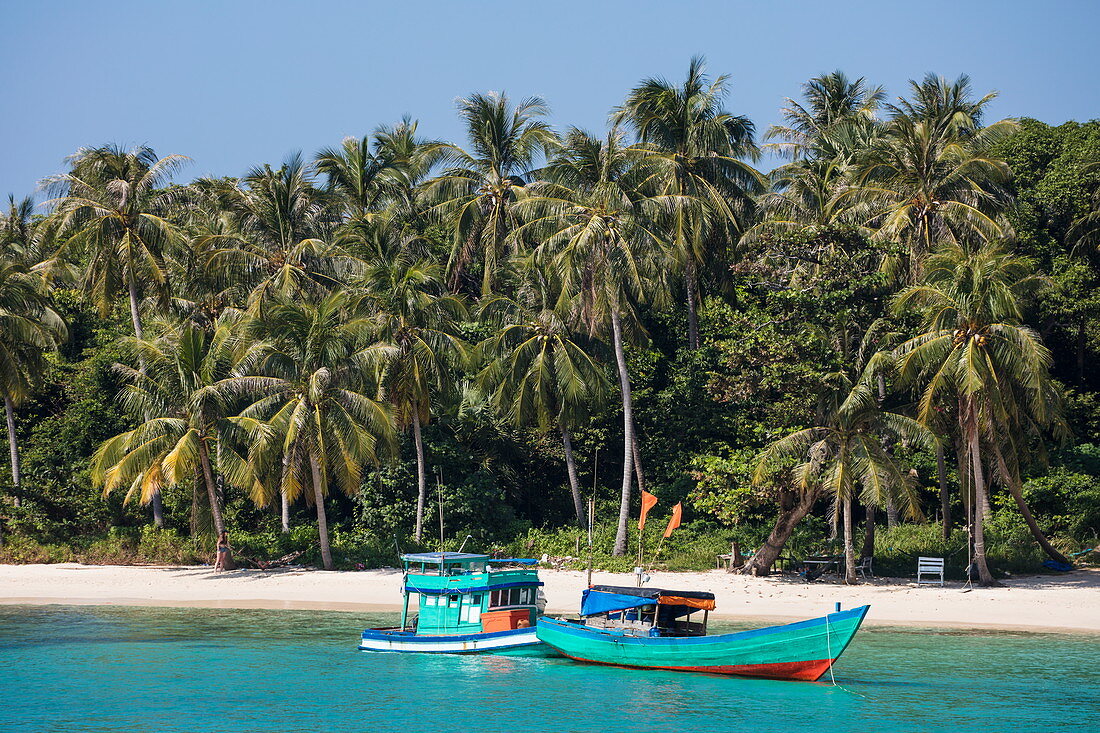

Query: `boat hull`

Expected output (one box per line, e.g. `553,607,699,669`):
536,605,869,681
359,626,551,656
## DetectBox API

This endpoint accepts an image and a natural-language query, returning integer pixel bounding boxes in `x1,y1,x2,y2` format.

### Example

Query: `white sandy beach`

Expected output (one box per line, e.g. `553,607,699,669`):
3,563,1098,632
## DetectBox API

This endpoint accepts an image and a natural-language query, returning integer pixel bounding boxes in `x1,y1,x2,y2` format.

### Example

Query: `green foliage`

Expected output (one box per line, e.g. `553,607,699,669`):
4,75,1100,583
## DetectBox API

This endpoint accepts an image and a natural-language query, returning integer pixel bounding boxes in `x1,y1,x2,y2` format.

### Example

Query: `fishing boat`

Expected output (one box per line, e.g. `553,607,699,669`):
359,552,550,655
536,584,869,681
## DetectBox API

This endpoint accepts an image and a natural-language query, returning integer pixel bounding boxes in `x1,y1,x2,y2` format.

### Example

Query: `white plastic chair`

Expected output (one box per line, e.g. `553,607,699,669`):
856,556,873,579
917,556,945,586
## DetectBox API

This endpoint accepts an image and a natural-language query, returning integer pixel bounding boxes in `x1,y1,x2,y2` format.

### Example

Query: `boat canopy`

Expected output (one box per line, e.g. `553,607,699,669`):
401,552,490,564
581,585,716,616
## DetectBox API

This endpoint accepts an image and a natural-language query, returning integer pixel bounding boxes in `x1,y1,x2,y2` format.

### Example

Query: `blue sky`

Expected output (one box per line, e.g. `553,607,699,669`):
3,0,1098,199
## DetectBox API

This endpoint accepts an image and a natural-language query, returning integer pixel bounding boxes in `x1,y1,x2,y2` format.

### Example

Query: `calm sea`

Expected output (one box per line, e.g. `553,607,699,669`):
1,604,1097,732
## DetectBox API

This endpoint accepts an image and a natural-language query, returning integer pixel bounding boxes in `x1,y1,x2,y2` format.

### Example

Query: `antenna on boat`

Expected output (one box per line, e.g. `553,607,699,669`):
437,467,445,554
586,447,598,587
458,534,473,553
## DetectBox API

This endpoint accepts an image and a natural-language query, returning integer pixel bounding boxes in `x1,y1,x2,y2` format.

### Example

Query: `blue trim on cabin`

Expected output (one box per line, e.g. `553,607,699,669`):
403,580,544,595
401,552,490,564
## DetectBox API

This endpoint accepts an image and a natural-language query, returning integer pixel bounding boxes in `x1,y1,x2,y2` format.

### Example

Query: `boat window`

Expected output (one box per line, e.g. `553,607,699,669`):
448,595,459,607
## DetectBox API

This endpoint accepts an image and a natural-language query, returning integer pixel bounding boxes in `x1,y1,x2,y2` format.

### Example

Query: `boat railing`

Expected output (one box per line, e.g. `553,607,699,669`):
662,620,708,637
584,617,654,633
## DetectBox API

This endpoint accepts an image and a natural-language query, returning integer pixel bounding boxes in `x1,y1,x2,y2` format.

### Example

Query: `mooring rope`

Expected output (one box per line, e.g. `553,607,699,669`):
824,609,874,700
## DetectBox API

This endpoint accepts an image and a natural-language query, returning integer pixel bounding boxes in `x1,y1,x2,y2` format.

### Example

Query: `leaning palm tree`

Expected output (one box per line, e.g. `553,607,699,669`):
893,242,1069,584
0,258,66,507
477,288,608,526
353,251,466,542
516,126,669,555
422,91,558,294
92,321,241,538
754,372,928,583
855,75,1017,278
225,293,394,569
45,144,190,526
614,57,764,348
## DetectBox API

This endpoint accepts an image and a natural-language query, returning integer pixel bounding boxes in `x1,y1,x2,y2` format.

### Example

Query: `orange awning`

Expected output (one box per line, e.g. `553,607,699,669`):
657,595,716,611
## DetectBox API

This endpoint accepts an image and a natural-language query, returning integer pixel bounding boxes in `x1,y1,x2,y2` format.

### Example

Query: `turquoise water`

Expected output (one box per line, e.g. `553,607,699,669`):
2,605,1098,732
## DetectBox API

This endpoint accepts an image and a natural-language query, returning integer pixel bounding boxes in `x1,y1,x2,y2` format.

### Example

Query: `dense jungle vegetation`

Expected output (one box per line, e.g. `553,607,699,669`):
2,61,1098,584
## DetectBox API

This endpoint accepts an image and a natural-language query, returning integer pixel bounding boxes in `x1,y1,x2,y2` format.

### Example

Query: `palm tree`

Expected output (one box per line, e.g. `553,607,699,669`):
765,71,885,161
353,251,466,542
194,154,350,313
855,75,1017,277
46,145,189,338
0,195,53,267
225,293,394,569
516,126,669,555
0,258,66,508
754,372,928,583
615,57,763,348
894,242,1069,584
92,322,241,538
745,73,887,251
477,290,608,526
423,91,558,294
46,144,190,526
315,117,442,230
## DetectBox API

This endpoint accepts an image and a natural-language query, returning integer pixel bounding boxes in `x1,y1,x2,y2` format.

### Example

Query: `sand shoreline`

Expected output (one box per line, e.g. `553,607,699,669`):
3,563,1098,634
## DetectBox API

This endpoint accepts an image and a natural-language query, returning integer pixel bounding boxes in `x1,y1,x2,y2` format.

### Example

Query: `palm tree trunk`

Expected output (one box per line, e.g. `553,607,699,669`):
937,442,951,540
993,447,1071,565
885,496,899,528
191,468,202,537
4,396,21,508
412,406,427,543
968,430,998,586
310,452,334,571
610,308,635,557
198,438,225,537
281,492,290,533
955,437,971,520
127,277,164,529
739,486,819,576
631,433,646,494
685,258,700,350
861,503,876,560
561,425,585,528
843,495,857,584
979,480,993,521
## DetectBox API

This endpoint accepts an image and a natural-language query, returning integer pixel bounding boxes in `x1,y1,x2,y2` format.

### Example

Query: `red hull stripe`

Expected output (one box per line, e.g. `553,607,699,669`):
558,652,837,682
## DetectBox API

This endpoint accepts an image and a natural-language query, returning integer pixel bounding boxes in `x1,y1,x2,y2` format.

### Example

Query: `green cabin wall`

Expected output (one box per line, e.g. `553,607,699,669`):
405,566,540,635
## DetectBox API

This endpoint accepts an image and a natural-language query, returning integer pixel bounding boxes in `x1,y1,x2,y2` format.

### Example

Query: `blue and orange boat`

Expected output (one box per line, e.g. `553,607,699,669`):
536,585,868,681
359,552,550,655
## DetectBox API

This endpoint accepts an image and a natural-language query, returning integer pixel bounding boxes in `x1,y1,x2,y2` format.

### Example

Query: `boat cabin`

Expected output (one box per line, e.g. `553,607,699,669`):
399,552,542,636
580,585,716,637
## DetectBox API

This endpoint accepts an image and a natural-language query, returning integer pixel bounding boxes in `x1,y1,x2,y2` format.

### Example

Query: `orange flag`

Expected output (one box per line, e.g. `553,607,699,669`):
638,490,658,531
663,502,683,538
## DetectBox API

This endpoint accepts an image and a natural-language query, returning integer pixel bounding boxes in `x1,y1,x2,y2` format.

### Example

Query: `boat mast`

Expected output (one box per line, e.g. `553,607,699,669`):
400,558,411,630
